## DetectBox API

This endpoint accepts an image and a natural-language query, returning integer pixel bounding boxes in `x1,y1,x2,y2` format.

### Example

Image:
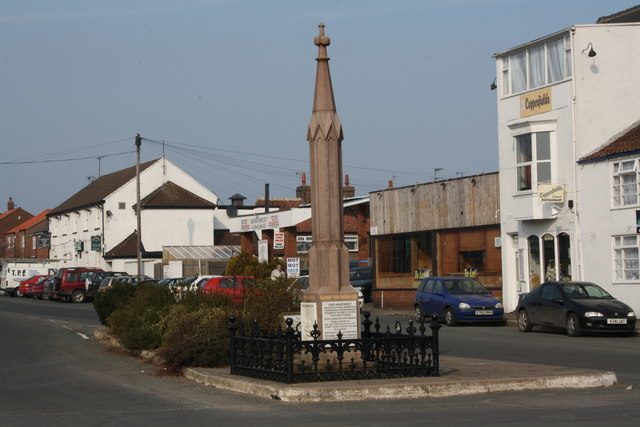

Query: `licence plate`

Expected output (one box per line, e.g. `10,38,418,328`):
475,310,493,316
607,318,627,325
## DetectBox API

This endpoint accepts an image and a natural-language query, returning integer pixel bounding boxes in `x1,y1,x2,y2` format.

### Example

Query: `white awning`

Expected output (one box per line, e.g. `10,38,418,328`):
162,245,240,260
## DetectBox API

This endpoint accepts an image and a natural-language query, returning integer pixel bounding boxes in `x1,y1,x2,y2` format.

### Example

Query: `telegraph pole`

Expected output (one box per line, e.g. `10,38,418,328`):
135,133,142,277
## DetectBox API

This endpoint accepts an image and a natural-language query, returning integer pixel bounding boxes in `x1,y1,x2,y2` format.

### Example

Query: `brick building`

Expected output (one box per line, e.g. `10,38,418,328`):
221,175,370,271
4,209,51,259
0,198,33,258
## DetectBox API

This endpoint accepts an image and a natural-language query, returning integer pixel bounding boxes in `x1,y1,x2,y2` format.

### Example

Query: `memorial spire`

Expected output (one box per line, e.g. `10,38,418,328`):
307,23,343,142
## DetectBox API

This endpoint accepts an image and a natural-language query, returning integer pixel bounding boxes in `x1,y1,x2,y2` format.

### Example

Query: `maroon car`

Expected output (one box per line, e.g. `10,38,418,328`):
52,267,103,303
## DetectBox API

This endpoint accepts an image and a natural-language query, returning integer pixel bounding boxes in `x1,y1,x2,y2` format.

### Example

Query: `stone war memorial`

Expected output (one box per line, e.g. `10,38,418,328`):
227,24,441,383
300,23,360,341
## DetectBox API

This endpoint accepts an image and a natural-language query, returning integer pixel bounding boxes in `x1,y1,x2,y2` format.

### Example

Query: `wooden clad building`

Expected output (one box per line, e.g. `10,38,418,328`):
370,172,501,309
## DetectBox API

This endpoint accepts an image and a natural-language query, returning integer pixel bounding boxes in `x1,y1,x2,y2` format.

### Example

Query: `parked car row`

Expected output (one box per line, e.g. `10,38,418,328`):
413,276,636,337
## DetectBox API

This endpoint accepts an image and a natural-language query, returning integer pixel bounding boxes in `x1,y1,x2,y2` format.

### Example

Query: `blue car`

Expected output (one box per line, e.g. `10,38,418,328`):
414,277,504,326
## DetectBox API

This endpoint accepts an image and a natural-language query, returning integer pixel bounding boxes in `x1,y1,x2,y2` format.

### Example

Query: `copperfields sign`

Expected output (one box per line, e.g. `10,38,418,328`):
520,87,552,118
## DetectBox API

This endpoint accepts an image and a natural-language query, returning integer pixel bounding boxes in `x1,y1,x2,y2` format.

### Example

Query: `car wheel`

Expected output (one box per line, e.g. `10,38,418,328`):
14,289,22,297
71,290,85,304
566,313,581,337
518,309,533,332
415,305,425,321
445,308,457,326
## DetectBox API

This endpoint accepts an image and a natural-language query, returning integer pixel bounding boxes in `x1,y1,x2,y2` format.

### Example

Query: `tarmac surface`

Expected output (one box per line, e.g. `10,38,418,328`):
2,296,640,426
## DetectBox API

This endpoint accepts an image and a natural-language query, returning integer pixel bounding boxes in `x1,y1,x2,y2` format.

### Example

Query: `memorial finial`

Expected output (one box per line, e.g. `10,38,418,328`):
314,23,331,60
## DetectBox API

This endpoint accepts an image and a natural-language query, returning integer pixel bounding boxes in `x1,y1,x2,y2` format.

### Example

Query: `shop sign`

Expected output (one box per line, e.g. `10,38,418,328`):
74,241,84,252
240,214,281,232
273,231,285,250
258,240,268,263
520,87,552,118
538,183,564,203
286,257,300,278
494,237,502,248
91,235,102,251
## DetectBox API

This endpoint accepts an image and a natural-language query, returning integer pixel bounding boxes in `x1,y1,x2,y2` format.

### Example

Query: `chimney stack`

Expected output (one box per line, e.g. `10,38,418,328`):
296,172,312,204
343,174,355,198
387,180,394,189
7,197,15,210
229,193,246,207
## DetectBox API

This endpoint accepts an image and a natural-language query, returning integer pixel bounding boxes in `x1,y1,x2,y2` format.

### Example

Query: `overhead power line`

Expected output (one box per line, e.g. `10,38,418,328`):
0,151,134,165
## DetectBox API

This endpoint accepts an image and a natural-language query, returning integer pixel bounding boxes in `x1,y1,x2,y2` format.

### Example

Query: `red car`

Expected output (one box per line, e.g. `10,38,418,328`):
202,276,256,305
19,275,49,298
27,275,52,299
52,267,104,303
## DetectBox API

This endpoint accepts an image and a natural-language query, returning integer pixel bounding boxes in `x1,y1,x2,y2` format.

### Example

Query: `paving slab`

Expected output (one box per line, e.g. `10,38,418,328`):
184,356,616,402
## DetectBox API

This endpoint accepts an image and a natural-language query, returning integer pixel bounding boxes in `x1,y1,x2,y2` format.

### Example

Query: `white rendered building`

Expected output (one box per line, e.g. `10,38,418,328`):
47,158,218,277
495,15,640,313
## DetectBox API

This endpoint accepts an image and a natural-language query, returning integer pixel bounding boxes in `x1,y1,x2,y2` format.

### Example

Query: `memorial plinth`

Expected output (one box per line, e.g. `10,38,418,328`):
300,23,360,340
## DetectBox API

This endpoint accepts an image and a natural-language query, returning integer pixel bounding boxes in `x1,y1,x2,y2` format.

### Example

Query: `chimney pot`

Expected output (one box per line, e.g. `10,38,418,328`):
301,172,307,186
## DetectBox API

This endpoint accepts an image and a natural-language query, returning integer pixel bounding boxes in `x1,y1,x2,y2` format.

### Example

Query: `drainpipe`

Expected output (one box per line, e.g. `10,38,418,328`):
570,27,583,281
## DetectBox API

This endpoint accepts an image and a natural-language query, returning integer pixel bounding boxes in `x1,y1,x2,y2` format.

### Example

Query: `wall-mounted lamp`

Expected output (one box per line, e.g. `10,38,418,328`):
581,42,597,57
106,210,113,217
490,77,497,91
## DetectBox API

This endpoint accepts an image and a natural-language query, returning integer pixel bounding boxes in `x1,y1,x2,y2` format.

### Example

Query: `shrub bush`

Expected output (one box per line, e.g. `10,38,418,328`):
109,283,175,351
241,276,299,333
92,282,136,326
159,305,233,373
178,289,234,312
224,252,282,280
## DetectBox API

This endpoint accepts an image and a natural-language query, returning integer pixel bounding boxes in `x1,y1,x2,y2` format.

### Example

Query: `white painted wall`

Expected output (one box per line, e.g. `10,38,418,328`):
497,23,640,312
142,209,213,251
49,158,218,274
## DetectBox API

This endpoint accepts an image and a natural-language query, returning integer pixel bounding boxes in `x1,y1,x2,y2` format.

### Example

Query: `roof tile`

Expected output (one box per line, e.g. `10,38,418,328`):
48,159,158,216
580,121,640,163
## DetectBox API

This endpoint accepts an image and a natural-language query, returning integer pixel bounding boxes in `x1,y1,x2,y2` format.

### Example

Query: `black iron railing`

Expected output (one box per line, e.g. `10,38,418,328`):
228,311,440,383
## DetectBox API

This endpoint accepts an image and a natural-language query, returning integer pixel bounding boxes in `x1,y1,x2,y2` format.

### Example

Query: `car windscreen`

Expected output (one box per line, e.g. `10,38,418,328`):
562,283,612,299
36,276,49,285
444,279,488,295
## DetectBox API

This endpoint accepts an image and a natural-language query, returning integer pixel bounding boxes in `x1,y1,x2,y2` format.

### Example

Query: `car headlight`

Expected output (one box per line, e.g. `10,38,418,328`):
458,302,471,310
495,302,503,309
584,311,604,318
628,311,636,317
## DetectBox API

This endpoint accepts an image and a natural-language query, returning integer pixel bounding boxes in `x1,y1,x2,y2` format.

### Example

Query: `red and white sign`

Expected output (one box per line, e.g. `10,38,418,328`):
273,232,285,250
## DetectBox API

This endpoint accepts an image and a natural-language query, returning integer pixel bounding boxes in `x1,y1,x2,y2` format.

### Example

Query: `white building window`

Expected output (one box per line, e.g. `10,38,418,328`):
296,235,359,253
516,131,551,192
612,160,638,207
613,235,640,281
296,235,313,253
502,35,571,96
344,235,359,253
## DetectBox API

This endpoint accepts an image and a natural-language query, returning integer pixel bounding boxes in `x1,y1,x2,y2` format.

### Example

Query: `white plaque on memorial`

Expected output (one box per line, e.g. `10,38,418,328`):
300,302,317,340
322,300,358,340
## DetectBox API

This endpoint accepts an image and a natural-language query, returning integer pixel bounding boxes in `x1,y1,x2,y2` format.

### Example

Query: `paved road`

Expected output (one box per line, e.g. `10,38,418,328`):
1,297,639,426
369,308,640,385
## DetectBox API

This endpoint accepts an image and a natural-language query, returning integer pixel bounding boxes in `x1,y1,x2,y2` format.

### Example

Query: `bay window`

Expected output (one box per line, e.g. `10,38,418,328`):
516,131,551,192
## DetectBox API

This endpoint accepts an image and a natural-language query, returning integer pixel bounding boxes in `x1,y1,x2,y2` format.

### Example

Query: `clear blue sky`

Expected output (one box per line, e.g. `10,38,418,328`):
1,0,638,213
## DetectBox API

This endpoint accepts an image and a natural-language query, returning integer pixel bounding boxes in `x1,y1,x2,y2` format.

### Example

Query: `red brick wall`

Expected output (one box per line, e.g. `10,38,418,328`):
371,288,417,310
0,208,33,257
